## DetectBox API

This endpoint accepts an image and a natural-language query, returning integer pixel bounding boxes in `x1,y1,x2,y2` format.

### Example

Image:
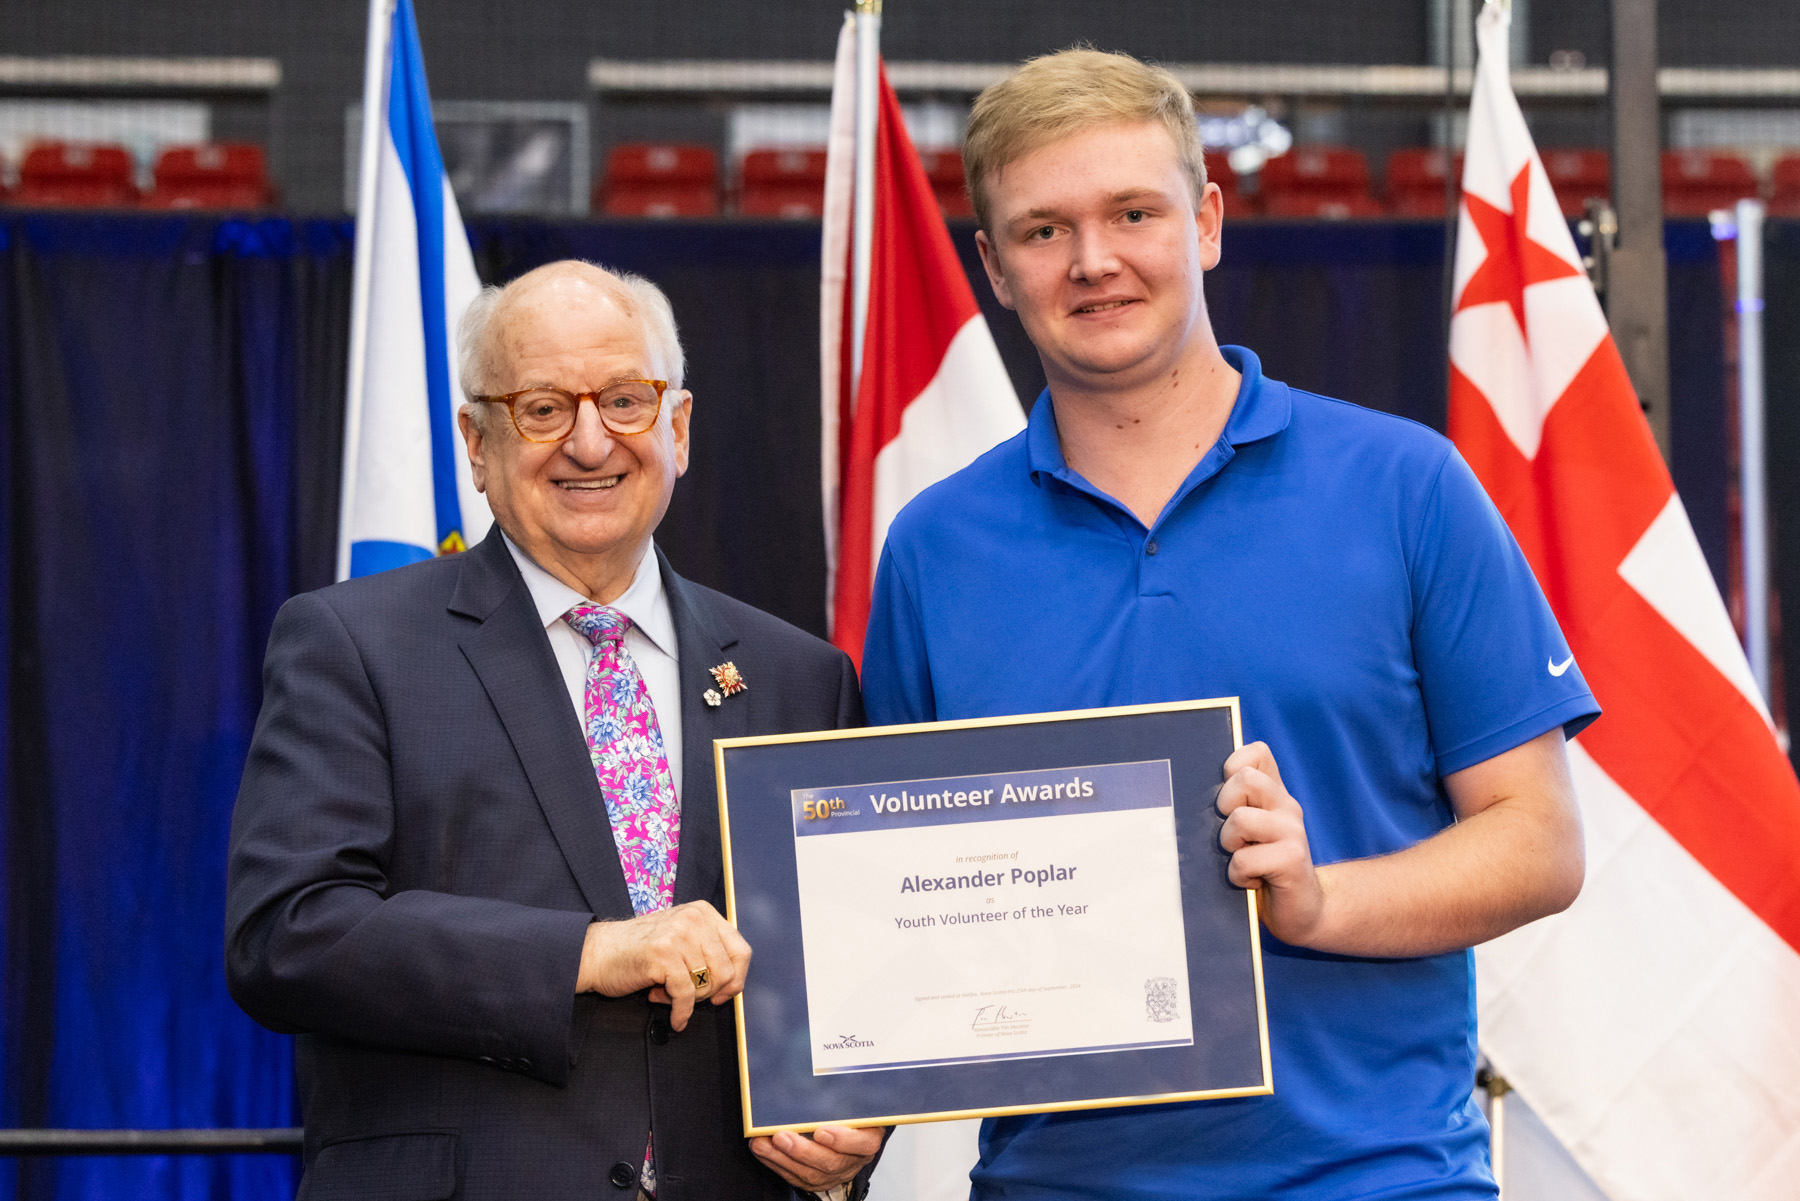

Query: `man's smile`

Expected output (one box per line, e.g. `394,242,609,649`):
556,475,625,491
1073,298,1139,315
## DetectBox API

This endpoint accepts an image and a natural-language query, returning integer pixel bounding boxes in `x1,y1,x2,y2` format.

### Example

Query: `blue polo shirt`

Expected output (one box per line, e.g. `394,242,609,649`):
861,346,1598,1200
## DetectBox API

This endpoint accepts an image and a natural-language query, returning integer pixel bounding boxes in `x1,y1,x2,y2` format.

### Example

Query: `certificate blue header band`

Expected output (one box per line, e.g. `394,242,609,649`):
791,759,1174,837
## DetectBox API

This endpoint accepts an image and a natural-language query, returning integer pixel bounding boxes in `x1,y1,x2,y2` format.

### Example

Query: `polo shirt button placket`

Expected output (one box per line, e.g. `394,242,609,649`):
1145,540,1159,556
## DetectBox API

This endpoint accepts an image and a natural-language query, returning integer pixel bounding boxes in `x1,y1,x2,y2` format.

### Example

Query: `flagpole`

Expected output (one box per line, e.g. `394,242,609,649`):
337,0,397,582
1487,1070,1510,1197
1736,198,1771,698
1439,0,1460,343
849,0,881,406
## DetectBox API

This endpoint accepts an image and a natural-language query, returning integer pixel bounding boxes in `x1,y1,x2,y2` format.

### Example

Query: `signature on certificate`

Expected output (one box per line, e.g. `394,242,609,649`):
971,1004,1031,1034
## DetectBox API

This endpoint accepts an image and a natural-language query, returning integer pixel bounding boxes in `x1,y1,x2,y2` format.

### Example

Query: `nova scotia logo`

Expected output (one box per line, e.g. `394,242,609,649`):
820,1033,874,1050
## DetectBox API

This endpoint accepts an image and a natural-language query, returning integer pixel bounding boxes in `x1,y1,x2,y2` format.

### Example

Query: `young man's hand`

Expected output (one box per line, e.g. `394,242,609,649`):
1217,741,1327,946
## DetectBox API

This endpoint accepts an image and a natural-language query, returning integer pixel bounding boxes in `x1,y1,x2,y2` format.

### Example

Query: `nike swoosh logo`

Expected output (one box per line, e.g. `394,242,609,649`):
1548,655,1575,677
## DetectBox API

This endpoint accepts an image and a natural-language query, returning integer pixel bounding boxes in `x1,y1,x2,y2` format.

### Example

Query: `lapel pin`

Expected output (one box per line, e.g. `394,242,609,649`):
709,661,748,698
703,688,723,707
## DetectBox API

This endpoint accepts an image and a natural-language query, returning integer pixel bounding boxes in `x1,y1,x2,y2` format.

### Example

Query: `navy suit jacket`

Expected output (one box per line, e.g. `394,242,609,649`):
226,531,863,1201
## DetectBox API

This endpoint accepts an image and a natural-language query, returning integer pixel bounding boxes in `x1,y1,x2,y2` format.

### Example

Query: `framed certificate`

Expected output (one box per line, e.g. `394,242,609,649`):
714,698,1271,1134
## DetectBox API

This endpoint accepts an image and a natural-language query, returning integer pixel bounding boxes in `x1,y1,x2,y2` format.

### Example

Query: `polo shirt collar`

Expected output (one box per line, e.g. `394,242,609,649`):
1026,345,1291,485
501,531,678,660
1217,345,1292,445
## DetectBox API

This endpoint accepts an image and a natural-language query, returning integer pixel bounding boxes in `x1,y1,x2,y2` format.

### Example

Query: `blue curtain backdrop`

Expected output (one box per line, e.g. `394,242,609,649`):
0,215,351,1201
0,210,1768,1200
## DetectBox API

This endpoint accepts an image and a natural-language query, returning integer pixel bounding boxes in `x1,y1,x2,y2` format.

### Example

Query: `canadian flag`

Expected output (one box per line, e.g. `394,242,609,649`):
820,13,1024,665
1451,4,1800,1198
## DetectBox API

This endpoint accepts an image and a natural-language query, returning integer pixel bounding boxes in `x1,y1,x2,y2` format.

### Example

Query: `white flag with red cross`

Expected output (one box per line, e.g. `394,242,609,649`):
820,12,1024,666
1451,4,1800,1198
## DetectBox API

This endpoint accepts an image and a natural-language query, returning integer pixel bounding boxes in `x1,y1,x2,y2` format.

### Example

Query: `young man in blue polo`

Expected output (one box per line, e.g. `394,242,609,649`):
859,49,1599,1200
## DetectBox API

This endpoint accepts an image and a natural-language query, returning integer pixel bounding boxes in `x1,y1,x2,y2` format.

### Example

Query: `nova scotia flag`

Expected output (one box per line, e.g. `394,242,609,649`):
337,0,489,579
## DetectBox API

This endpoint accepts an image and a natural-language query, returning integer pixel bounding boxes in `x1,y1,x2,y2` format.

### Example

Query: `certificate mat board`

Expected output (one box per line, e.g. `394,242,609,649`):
715,699,1271,1133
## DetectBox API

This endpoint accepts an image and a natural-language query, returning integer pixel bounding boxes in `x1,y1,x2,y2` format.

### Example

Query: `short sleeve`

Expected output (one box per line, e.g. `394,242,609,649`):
1410,448,1600,776
860,542,937,726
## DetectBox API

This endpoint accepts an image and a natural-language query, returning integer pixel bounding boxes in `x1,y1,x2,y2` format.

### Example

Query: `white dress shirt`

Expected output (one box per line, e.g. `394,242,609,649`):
502,533,683,802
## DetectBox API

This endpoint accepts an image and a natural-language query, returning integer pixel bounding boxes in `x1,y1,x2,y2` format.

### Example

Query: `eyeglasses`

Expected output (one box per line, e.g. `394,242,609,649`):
472,380,669,442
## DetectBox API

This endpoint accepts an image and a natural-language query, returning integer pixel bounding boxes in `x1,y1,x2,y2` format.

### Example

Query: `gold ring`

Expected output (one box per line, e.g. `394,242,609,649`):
690,966,711,991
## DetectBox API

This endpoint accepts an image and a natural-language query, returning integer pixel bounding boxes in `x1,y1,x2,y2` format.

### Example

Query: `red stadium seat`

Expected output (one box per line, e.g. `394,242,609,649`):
917,148,972,218
1661,150,1757,217
15,141,137,207
1385,149,1463,217
1257,147,1379,219
597,143,719,218
602,185,719,218
737,148,828,218
143,143,273,210
1541,148,1610,218
1203,149,1246,212
1261,192,1385,219
1772,155,1800,217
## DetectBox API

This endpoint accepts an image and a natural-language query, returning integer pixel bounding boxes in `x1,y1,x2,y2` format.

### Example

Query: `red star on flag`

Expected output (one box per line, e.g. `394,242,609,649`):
1454,163,1582,343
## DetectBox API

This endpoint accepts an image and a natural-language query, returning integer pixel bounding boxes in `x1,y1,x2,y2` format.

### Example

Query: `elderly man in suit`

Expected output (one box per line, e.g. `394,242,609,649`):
226,260,883,1201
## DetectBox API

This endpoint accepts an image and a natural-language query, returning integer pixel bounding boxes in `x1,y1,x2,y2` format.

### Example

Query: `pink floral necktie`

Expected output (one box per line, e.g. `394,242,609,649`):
565,605,678,1195
564,604,680,916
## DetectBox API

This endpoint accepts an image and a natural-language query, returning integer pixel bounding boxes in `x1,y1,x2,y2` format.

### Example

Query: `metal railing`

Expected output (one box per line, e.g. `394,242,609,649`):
588,58,1800,101
0,56,281,91
0,1129,301,1157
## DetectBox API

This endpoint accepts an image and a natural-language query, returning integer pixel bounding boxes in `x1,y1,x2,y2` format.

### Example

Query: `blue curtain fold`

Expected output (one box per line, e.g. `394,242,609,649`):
0,214,351,1201
0,210,1749,1200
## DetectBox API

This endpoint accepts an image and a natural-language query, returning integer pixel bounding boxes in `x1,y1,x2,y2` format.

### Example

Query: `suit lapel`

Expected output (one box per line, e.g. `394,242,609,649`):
661,552,746,907
452,533,634,919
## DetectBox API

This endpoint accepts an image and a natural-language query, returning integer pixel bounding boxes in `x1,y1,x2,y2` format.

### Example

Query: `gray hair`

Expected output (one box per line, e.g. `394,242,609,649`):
456,261,686,421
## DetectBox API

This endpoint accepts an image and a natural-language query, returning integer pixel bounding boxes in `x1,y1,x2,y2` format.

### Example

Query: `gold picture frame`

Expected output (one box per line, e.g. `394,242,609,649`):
715,697,1271,1135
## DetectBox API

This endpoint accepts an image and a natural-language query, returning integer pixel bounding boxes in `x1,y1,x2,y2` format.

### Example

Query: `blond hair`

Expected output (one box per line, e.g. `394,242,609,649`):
963,48,1205,230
